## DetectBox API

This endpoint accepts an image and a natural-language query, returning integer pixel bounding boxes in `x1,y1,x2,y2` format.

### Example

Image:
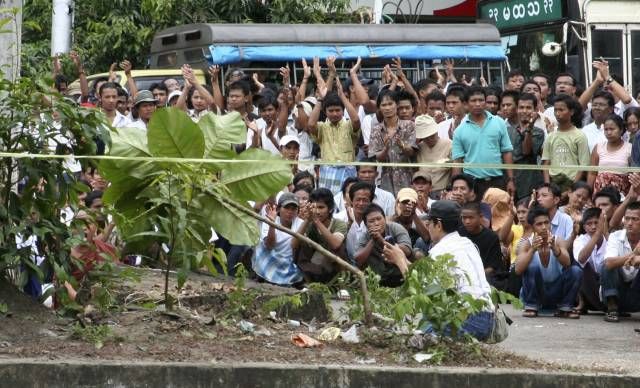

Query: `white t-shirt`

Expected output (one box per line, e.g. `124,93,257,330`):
573,233,607,273
245,118,281,155
605,229,639,282
581,122,606,152
429,231,493,309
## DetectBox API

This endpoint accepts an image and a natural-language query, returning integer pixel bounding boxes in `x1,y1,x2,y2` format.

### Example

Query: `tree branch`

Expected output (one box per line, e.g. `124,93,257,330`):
220,196,373,326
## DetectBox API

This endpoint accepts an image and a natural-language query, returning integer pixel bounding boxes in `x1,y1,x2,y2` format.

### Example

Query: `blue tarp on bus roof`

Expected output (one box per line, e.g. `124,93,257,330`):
208,44,506,65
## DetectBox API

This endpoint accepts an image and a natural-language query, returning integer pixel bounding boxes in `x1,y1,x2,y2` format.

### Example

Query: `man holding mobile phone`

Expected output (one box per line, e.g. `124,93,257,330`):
515,206,582,318
354,203,412,287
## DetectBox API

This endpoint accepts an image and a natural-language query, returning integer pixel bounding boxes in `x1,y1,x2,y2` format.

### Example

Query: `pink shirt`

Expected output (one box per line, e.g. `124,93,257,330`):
596,141,631,172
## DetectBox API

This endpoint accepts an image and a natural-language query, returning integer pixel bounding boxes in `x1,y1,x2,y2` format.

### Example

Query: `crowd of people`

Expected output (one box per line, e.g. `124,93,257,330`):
52,52,640,339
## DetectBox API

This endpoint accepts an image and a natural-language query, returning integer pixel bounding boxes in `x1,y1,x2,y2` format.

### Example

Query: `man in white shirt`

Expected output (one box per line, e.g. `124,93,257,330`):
601,201,640,323
581,91,614,152
382,200,495,341
98,82,131,128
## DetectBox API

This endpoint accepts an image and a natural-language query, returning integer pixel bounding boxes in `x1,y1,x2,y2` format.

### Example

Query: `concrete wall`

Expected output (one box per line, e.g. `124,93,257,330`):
0,361,638,388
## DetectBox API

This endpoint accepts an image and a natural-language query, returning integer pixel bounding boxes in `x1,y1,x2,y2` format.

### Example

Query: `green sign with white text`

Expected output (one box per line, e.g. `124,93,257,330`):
479,0,563,30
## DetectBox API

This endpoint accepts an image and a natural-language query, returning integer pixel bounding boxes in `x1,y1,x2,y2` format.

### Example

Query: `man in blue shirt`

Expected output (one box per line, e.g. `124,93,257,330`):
451,86,515,200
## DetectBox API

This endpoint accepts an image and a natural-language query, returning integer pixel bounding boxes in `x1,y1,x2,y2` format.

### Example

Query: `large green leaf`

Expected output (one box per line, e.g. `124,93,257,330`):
147,108,205,159
198,111,246,159
218,148,292,202
100,126,156,185
196,194,260,246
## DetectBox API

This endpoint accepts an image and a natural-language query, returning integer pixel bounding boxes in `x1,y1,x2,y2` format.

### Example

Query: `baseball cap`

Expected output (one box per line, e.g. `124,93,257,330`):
279,135,300,147
397,188,418,203
134,90,157,106
415,114,438,139
429,200,461,221
278,192,299,208
412,170,432,183
167,90,182,102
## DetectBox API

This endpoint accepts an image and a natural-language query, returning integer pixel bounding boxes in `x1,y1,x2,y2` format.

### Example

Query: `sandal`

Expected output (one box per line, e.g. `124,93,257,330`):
604,311,619,323
522,309,538,318
555,309,580,319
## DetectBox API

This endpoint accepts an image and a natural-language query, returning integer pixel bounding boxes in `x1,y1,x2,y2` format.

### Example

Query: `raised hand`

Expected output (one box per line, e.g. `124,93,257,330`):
391,57,404,78
326,56,337,74
108,63,118,82
313,56,321,76
69,50,82,70
350,56,362,76
208,65,220,82
444,58,455,75
265,203,277,222
279,65,291,87
119,59,133,75
301,58,311,79
593,60,610,82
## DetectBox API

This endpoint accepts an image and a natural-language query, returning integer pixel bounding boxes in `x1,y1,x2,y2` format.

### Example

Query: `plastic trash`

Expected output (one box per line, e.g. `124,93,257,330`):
291,333,323,348
317,327,341,342
288,319,301,327
238,320,255,334
413,353,434,363
337,289,350,300
341,324,360,344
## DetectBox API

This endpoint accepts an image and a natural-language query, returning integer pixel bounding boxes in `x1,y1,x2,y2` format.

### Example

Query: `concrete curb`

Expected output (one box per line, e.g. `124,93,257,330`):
0,360,638,388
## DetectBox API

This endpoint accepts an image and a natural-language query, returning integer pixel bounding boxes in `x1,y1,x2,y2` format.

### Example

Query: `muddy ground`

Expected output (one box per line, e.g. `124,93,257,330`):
0,269,614,373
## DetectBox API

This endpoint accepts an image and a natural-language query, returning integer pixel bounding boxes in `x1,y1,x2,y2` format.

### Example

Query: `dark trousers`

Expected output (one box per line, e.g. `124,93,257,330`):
473,175,505,201
600,265,640,312
520,263,583,311
579,263,606,312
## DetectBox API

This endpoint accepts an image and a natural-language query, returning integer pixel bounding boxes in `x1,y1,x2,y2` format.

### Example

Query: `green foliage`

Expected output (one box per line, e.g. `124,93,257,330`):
21,0,357,76
101,108,290,307
72,323,113,349
0,72,109,298
224,265,259,320
261,293,304,315
346,254,488,337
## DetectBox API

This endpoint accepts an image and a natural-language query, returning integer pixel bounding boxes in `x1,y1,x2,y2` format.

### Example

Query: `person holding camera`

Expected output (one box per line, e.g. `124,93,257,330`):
354,203,412,287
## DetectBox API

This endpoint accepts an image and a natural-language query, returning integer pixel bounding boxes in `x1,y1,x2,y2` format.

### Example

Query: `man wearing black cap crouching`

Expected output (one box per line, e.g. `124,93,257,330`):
382,200,496,341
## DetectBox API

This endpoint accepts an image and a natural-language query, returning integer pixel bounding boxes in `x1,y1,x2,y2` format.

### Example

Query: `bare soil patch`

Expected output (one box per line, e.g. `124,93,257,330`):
0,269,615,373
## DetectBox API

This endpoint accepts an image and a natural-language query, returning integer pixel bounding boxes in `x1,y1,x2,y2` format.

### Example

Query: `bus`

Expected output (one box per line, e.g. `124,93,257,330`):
149,22,507,88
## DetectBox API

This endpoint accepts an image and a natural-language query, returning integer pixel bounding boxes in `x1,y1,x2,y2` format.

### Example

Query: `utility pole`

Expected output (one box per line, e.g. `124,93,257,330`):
51,0,73,56
0,0,22,81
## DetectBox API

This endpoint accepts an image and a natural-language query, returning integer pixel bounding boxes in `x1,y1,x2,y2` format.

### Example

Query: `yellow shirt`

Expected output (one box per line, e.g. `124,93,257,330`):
315,119,358,162
510,224,524,264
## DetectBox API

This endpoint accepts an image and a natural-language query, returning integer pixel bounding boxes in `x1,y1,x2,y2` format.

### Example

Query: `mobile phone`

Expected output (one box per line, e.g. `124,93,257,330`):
384,236,396,244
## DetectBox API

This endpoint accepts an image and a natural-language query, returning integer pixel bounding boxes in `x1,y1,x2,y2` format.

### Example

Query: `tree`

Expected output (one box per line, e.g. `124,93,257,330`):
99,108,293,308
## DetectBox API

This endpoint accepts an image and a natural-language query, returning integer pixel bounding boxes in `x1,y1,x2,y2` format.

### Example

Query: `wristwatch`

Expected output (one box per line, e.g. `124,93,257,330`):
606,77,614,85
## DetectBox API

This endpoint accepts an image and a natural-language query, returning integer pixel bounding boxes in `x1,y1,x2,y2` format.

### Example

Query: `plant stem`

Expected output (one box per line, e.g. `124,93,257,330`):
221,196,373,326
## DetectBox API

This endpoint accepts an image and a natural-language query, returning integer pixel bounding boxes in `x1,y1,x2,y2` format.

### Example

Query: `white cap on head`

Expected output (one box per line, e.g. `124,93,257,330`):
279,135,300,147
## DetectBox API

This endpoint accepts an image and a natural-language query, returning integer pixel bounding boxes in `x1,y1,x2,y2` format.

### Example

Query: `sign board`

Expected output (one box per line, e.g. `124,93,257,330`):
479,0,563,30
351,0,478,18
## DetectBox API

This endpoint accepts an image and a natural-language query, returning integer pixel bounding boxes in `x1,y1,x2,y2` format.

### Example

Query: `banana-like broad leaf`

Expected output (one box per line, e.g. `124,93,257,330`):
147,108,205,159
100,126,156,186
198,111,246,159
196,194,260,246
218,148,292,202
